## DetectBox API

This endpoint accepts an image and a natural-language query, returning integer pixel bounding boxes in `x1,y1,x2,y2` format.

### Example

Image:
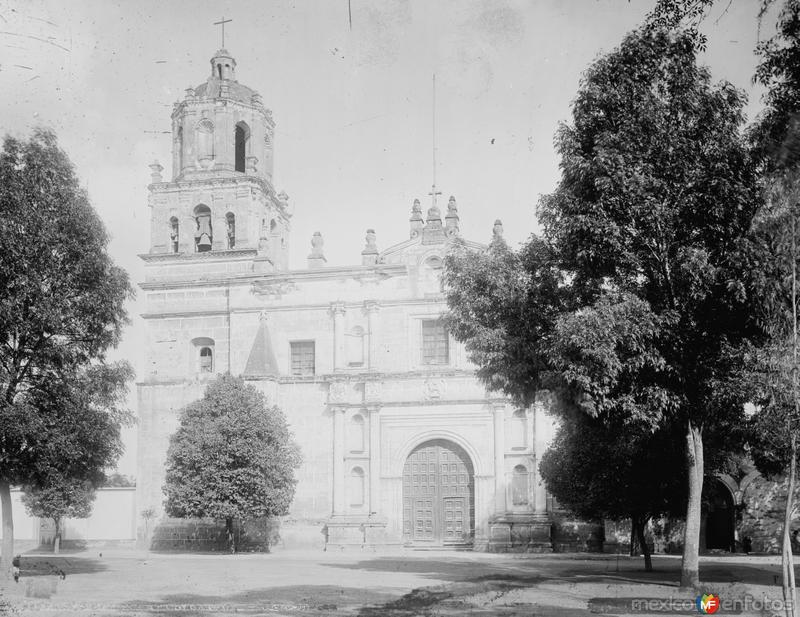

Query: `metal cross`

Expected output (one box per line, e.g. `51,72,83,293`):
429,74,441,210
213,16,232,48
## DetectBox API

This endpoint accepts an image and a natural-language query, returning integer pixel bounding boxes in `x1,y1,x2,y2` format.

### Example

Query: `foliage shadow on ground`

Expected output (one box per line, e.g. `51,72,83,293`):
17,554,108,578
119,585,399,617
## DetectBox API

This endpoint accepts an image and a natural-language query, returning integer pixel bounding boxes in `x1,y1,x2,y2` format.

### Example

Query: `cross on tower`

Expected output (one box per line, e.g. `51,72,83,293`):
213,16,232,48
428,184,442,209
429,74,441,210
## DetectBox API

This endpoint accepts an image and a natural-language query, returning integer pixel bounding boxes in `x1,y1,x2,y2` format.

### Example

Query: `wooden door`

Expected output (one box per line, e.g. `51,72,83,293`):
402,440,474,544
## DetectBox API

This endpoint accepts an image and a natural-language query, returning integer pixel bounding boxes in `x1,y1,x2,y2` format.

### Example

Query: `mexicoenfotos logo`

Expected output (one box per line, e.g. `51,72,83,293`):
696,594,720,614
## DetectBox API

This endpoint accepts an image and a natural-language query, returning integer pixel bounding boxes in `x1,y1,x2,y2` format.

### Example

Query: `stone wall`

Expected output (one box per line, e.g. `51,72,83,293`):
740,474,800,554
147,517,281,552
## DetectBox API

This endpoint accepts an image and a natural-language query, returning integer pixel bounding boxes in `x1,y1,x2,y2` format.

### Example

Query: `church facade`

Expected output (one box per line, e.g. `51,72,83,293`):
136,48,554,551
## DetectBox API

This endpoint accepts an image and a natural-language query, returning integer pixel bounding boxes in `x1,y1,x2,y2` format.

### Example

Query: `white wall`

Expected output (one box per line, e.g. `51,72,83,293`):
1,487,136,543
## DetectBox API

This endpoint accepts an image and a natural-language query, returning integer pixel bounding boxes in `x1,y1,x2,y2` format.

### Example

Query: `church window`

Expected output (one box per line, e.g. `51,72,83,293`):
226,212,235,249
349,467,365,507
235,122,250,173
512,465,529,506
196,120,214,161
421,319,449,365
347,326,365,367
290,341,315,376
176,126,183,170
511,410,528,450
169,217,179,253
193,204,212,252
348,414,365,453
199,347,213,373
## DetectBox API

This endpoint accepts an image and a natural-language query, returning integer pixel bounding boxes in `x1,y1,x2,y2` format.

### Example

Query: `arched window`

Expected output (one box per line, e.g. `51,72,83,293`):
194,204,212,252
199,347,213,373
176,126,183,171
235,122,250,173
511,410,528,449
512,465,529,506
169,217,179,253
226,212,235,249
196,119,214,162
348,414,365,453
347,326,365,367
349,467,365,507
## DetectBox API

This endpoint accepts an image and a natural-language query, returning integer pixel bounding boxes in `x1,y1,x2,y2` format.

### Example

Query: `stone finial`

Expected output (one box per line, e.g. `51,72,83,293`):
362,228,379,266
149,160,164,183
445,195,459,237
308,231,327,268
410,198,424,238
493,219,504,240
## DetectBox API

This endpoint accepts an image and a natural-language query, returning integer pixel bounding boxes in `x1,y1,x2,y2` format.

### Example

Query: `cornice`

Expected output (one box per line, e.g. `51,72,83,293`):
139,248,258,264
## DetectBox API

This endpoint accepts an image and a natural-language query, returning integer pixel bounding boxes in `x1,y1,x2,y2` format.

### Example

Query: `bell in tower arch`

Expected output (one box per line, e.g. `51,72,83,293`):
194,205,213,252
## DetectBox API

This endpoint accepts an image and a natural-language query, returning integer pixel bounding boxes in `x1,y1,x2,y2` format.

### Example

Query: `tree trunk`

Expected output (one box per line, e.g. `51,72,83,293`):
634,516,653,572
781,434,798,617
53,518,61,555
0,480,13,581
681,420,703,589
225,517,235,554
629,521,637,557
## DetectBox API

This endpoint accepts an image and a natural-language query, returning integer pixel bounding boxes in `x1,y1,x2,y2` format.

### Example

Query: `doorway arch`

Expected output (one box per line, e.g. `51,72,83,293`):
704,478,735,551
402,439,474,545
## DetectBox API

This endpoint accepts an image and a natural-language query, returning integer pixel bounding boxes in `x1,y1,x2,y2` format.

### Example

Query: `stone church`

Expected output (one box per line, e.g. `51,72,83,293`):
136,47,555,551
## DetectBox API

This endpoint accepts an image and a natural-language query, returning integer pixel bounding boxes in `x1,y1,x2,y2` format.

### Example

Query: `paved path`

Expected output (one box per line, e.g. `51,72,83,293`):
0,548,792,616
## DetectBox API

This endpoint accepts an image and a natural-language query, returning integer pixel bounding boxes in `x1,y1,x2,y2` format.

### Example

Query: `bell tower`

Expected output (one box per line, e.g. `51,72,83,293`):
145,47,290,270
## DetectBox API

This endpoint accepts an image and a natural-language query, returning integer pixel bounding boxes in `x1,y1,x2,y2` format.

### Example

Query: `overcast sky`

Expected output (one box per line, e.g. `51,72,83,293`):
0,0,778,474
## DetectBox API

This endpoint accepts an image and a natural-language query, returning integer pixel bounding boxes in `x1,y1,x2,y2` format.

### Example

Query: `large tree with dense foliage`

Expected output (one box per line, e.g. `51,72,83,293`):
22,475,96,554
540,412,688,572
444,26,761,588
748,2,800,613
0,129,132,574
163,374,301,553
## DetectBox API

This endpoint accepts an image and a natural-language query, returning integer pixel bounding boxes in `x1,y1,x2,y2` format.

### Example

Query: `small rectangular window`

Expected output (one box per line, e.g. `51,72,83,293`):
421,319,449,365
290,341,315,376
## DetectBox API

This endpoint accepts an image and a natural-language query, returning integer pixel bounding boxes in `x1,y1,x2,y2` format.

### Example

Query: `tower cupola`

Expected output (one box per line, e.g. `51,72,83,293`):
210,49,237,81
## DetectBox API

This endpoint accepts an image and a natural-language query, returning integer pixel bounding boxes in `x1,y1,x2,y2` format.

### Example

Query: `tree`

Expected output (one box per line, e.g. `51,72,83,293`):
0,129,132,574
745,189,800,617
749,4,800,614
539,25,761,588
22,476,96,554
540,411,687,572
445,26,761,589
163,374,301,553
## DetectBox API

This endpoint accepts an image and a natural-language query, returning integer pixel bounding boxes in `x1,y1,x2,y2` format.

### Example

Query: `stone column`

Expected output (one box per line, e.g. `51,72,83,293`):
331,302,346,371
492,403,506,513
532,400,550,518
332,407,346,515
365,301,380,371
367,405,381,514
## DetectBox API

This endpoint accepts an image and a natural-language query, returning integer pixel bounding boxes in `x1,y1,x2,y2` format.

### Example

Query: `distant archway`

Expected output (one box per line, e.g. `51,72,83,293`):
704,478,735,551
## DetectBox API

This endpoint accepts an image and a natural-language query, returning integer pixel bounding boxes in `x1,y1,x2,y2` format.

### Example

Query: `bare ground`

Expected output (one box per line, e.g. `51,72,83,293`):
0,547,791,616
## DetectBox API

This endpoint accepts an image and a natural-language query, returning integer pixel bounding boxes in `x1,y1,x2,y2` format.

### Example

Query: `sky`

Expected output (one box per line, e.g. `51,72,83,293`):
0,0,781,475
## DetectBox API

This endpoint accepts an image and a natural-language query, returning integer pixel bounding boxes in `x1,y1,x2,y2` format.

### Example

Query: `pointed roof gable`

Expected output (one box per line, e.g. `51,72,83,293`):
243,316,280,378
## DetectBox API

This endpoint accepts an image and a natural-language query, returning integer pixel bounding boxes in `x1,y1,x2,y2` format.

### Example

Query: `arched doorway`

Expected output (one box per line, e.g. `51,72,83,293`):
705,478,735,551
402,439,474,545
